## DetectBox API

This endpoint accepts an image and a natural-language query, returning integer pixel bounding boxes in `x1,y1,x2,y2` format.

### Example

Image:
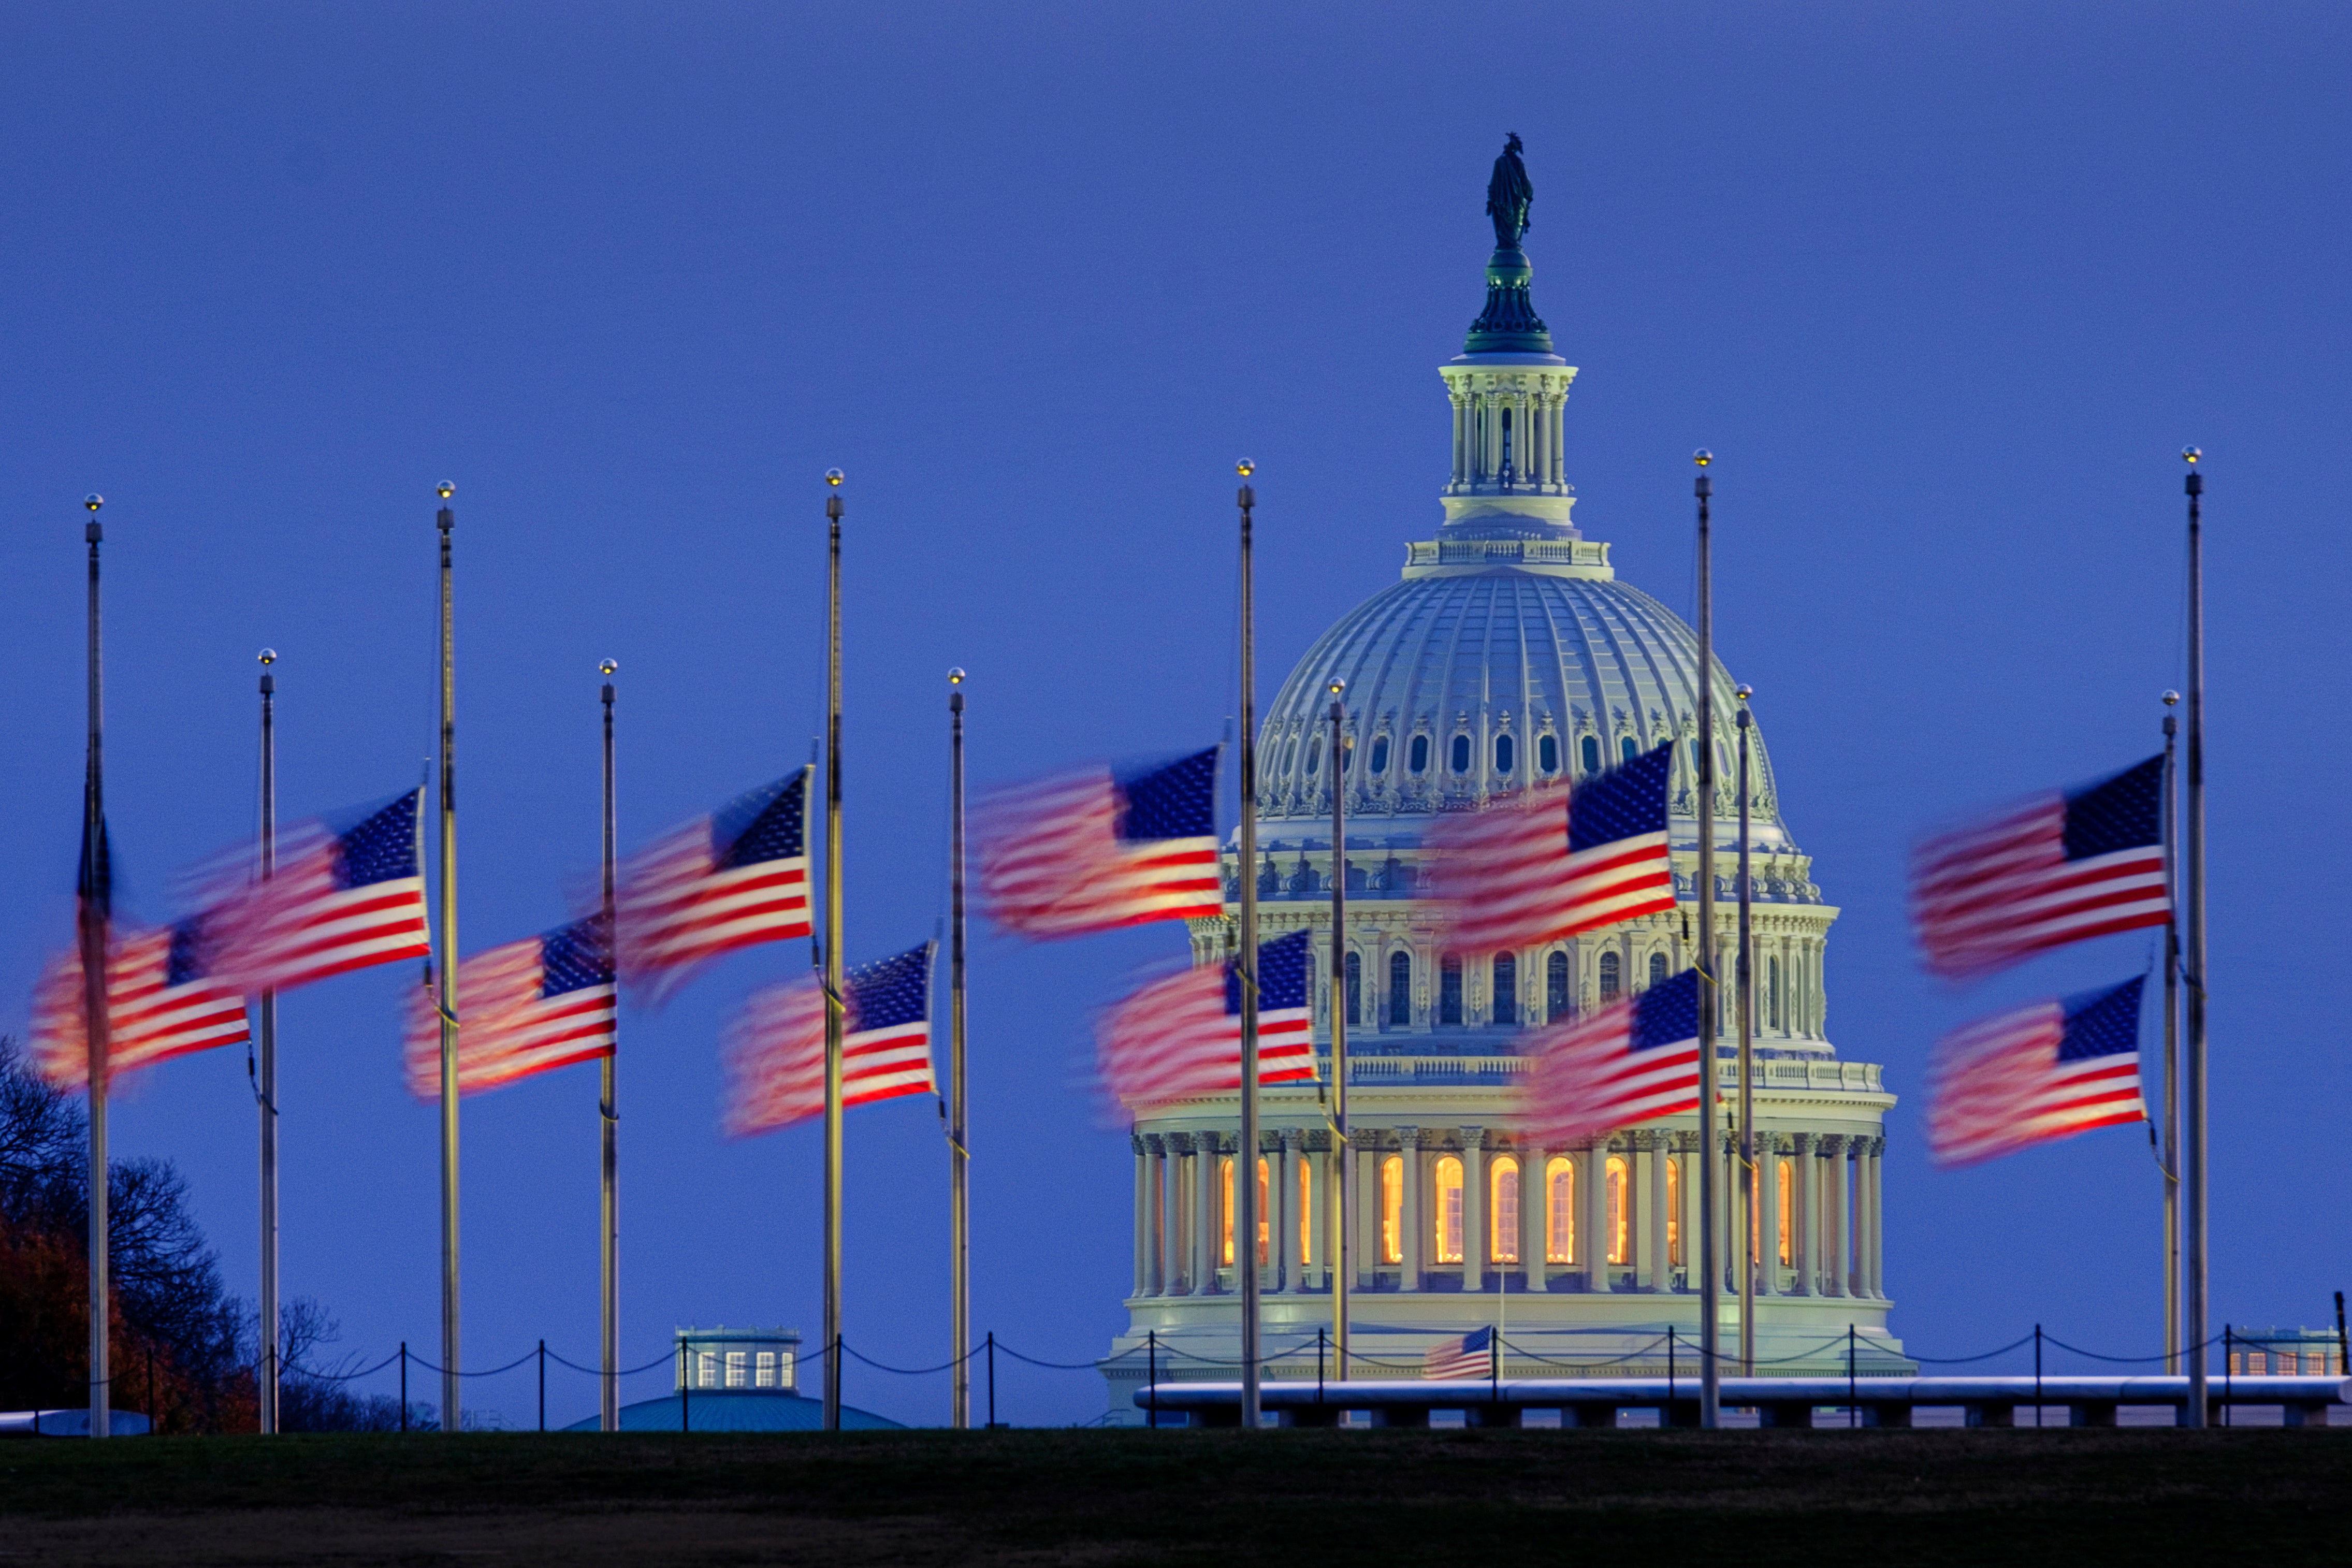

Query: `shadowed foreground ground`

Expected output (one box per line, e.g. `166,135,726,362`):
1,1428,2345,1565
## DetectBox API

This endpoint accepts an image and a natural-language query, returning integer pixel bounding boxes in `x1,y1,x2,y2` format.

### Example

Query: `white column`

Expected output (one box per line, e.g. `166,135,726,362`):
1305,1135,1326,1290
1790,1132,1816,1296
1581,1142,1608,1292
1757,1136,1781,1297
1821,1135,1848,1299
1356,1136,1379,1289
1268,1131,1290,1295
1462,1128,1487,1290
1399,1128,1423,1291
1521,1143,1547,1293
1863,1137,1884,1299
1643,1132,1668,1292
1133,1135,1152,1298
1717,1135,1736,1296
1194,1135,1221,1296
1678,1134,1702,1290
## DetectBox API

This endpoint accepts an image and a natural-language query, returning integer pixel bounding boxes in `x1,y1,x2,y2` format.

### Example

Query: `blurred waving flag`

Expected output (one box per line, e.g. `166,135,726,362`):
1096,930,1314,1108
722,943,936,1137
1910,756,2169,980
615,770,811,1000
1926,976,2146,1167
404,914,615,1098
979,747,1221,938
1424,1325,1496,1380
1431,743,1674,953
29,919,250,1090
201,790,431,993
1517,967,1703,1146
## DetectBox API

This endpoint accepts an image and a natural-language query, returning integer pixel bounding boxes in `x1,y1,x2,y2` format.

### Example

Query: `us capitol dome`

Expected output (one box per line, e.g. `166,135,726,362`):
1102,145,1906,1421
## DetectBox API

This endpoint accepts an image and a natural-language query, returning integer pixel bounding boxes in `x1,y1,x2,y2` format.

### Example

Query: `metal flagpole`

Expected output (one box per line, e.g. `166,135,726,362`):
1735,685,1755,1377
821,469,847,1432
1692,451,1720,1429
80,494,111,1441
1326,675,1350,1383
2181,447,2209,1428
2160,689,2181,1376
599,659,620,1433
948,666,970,1430
434,482,462,1434
257,650,280,1434
1236,460,1262,1430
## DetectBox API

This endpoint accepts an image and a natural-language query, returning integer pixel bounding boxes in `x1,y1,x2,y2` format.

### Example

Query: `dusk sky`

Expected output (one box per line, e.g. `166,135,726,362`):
3,3,2345,1427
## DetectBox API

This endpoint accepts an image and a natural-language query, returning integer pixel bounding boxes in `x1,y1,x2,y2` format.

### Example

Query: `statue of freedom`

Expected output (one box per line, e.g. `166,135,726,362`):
1486,133,1533,249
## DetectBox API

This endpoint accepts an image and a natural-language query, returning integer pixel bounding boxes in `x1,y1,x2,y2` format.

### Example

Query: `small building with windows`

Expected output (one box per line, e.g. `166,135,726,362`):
2228,1327,2346,1377
1103,161,1907,1421
566,1326,905,1431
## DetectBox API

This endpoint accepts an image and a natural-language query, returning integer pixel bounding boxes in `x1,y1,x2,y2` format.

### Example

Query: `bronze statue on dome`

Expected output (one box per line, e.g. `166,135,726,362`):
1486,133,1533,250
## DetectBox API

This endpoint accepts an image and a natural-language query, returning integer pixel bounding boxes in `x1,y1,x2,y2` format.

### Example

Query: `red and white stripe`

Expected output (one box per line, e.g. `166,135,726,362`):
1926,1003,2145,1168
615,820,810,998
978,771,1221,939
1422,1331,1493,1381
1515,999,1702,1149
1431,786,1674,953
204,835,430,995
402,939,616,1099
1094,965,1313,1110
721,978,935,1138
28,930,250,1090
1910,799,2169,980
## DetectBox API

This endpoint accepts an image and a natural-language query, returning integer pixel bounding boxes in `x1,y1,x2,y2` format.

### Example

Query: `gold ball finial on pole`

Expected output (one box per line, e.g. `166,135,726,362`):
948,666,966,686
2181,446,2201,465
84,493,104,513
1693,449,1712,468
436,482,455,500
259,648,277,666
599,659,618,677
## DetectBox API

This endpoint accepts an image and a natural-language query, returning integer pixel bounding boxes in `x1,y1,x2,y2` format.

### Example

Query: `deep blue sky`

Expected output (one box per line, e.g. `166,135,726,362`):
3,3,2344,1427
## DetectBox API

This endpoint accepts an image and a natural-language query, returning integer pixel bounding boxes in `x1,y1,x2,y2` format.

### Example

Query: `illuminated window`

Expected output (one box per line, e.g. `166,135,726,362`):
1538,734,1558,774
1490,1157,1520,1264
1648,952,1667,990
1450,734,1472,774
1606,1155,1629,1265
1440,956,1462,1024
1581,734,1602,774
1545,1157,1574,1262
1434,1156,1464,1264
1389,951,1411,1026
1777,1158,1794,1265
1256,1157,1270,1267
1769,957,1783,1030
725,1351,747,1389
1219,1157,1235,1267
696,1351,718,1389
1370,735,1390,775
1599,951,1620,1002
1546,950,1569,1022
1621,735,1638,763
1410,735,1430,774
1298,1155,1313,1266
1494,734,1515,774
1381,1155,1404,1264
1666,1157,1681,1265
1492,952,1516,1025
755,1351,777,1389
1345,951,1362,1026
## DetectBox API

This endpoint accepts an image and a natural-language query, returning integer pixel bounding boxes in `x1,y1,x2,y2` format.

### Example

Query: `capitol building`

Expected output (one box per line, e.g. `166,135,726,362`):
1103,153,1908,1420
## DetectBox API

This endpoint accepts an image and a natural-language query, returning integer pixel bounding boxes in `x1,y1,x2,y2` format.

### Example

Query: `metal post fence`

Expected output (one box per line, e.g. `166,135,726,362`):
1148,1330,1158,1429
398,1343,408,1433
1847,1325,1857,1428
986,1332,997,1430
538,1340,546,1432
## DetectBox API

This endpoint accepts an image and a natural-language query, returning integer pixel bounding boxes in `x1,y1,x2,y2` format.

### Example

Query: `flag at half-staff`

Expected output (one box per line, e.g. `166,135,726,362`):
722,943,936,1137
1516,967,1703,1146
978,747,1221,938
28,919,250,1089
1910,756,2169,980
402,914,615,1097
1429,742,1675,953
1095,930,1315,1108
1927,976,2147,1167
615,770,811,1001
199,789,432,993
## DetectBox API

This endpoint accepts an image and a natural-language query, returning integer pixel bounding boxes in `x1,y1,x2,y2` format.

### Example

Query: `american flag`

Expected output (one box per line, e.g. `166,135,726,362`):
1095,930,1315,1108
722,943,936,1137
200,790,432,994
978,748,1221,939
1431,743,1675,954
403,914,615,1098
1517,967,1703,1146
29,918,250,1090
1423,1325,1496,1380
1927,976,2146,1168
1910,756,2169,980
615,770,811,1000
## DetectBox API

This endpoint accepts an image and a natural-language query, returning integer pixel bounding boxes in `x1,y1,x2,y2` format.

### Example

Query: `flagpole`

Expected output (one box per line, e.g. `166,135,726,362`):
2181,447,2209,1428
80,493,111,1441
1692,450,1719,1430
1326,675,1350,1382
257,649,280,1434
2160,689,2181,1376
599,659,620,1433
948,665,970,1430
1236,460,1261,1431
821,469,847,1433
434,481,462,1434
1734,684,1754,1377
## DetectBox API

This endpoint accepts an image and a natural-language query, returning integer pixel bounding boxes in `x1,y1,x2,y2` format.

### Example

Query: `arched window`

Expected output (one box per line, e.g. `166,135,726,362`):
1581,735,1602,774
1621,735,1638,763
1282,738,1298,775
1689,739,1704,782
1606,1155,1630,1265
1599,950,1621,1001
1777,1157,1794,1266
1490,1157,1520,1264
1257,1157,1270,1266
1380,1155,1404,1264
1440,955,1463,1024
1305,738,1323,777
1345,951,1362,1026
1494,734,1515,774
1546,950,1569,1021
1299,1157,1313,1266
1666,1156,1681,1265
1434,1156,1464,1264
1389,951,1411,1026
1409,735,1430,774
1370,736,1390,776
1648,952,1667,990
1769,956,1783,1031
1538,734,1558,774
1491,952,1516,1025
1450,734,1472,774
1545,1156,1575,1262
1219,1156,1235,1267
